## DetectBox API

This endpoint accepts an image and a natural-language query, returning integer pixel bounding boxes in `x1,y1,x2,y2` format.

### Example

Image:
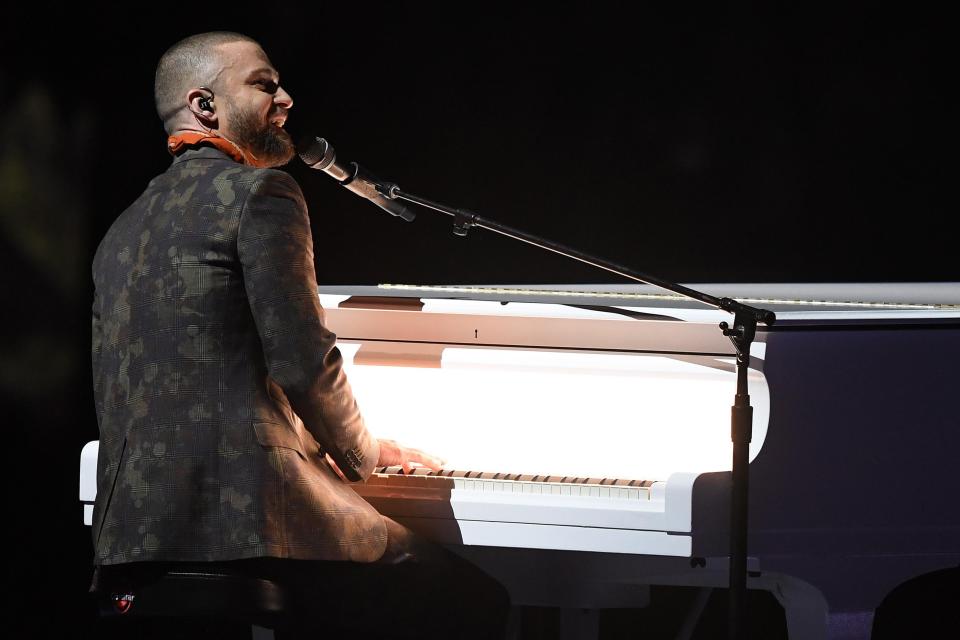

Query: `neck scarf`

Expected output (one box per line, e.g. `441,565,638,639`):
166,132,251,165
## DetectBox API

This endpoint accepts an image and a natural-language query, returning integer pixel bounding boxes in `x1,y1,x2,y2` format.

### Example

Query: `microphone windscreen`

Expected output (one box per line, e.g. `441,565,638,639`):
297,135,332,168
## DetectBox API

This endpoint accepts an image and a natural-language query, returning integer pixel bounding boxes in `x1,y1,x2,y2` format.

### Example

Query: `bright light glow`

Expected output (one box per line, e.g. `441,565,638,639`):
340,344,769,481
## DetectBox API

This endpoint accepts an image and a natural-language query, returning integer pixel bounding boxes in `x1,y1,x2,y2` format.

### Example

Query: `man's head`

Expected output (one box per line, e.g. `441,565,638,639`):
155,31,295,167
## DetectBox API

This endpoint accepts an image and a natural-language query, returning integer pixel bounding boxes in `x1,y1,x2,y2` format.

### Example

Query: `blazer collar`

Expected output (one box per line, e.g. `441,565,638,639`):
170,145,237,165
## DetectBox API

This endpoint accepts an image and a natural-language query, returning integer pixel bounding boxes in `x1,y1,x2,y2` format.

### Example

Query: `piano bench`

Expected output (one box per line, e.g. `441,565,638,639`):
94,565,288,638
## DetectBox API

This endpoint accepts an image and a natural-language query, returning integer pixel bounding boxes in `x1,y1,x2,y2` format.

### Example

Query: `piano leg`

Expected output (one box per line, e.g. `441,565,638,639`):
756,571,828,640
559,608,599,640
251,626,275,640
674,588,713,640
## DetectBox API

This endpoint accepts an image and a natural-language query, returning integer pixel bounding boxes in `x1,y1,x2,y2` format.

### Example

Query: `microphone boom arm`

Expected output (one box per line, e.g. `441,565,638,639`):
377,182,774,325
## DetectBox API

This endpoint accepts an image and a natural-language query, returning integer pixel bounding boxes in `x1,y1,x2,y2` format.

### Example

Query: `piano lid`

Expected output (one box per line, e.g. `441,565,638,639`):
320,288,771,482
363,282,960,309
320,282,960,327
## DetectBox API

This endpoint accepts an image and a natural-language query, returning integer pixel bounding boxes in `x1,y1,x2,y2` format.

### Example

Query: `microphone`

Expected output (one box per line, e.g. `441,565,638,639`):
297,136,415,222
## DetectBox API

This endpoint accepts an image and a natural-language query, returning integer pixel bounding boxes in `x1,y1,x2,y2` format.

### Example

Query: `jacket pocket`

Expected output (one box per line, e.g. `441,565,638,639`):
253,421,306,459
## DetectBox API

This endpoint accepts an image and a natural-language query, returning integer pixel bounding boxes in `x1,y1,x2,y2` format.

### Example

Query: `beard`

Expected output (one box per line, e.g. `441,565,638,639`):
229,105,295,168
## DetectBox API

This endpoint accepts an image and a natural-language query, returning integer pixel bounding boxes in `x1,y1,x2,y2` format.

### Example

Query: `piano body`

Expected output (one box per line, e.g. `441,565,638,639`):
79,282,960,639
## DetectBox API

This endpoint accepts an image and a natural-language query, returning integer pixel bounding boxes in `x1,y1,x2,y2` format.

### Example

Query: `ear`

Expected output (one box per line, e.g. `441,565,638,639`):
186,88,218,128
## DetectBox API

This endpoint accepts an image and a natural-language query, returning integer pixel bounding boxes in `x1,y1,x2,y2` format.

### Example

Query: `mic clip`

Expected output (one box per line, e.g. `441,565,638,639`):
375,182,400,200
344,164,415,222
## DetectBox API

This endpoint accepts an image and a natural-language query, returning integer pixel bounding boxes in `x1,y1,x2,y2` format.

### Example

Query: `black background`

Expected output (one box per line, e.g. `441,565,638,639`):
1,2,954,635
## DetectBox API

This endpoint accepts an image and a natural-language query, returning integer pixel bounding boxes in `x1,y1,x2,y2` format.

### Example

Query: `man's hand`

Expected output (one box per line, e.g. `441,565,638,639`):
377,439,445,473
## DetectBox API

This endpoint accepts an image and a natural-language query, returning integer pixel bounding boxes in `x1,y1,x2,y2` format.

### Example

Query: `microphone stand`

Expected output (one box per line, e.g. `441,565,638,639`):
375,182,775,640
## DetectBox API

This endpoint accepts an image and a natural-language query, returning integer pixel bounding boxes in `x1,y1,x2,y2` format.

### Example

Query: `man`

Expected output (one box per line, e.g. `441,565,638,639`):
91,31,508,637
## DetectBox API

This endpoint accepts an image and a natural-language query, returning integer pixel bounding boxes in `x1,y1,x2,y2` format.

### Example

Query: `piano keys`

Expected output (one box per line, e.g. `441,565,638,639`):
359,466,670,555
79,282,960,639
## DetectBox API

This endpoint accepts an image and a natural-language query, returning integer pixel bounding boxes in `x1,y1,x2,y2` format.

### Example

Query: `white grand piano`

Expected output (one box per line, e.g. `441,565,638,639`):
80,282,960,639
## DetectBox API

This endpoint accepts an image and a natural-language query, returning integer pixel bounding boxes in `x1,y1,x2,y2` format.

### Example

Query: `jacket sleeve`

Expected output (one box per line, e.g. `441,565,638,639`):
237,169,379,481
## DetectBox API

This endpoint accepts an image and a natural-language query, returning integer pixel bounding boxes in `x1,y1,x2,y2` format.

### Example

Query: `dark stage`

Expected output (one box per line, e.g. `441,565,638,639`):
1,4,955,637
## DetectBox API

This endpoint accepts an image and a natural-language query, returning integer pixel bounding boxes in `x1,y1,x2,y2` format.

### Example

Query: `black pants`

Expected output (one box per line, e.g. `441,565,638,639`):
93,517,511,639
263,516,509,639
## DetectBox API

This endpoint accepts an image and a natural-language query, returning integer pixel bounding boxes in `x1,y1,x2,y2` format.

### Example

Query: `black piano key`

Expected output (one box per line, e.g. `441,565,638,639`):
367,466,657,488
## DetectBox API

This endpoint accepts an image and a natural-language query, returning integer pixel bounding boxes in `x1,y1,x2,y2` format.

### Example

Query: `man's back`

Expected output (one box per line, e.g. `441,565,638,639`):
87,32,509,638
90,147,386,566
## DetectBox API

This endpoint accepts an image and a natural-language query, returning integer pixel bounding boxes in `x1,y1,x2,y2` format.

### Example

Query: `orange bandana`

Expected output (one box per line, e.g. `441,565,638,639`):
166,132,252,165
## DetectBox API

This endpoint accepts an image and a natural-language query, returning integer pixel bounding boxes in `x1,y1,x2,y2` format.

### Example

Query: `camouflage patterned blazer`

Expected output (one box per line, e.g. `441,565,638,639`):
91,146,386,565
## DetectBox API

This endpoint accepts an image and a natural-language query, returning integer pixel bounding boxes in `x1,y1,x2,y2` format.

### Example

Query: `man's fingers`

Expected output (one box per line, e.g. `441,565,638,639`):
405,448,445,471
376,438,446,471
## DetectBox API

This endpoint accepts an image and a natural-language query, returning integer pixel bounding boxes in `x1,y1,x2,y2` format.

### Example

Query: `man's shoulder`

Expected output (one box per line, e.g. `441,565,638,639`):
220,163,306,211
247,166,304,197
165,151,304,201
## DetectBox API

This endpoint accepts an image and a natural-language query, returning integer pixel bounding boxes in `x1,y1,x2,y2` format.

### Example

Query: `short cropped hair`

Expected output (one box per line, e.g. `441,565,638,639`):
154,31,257,131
